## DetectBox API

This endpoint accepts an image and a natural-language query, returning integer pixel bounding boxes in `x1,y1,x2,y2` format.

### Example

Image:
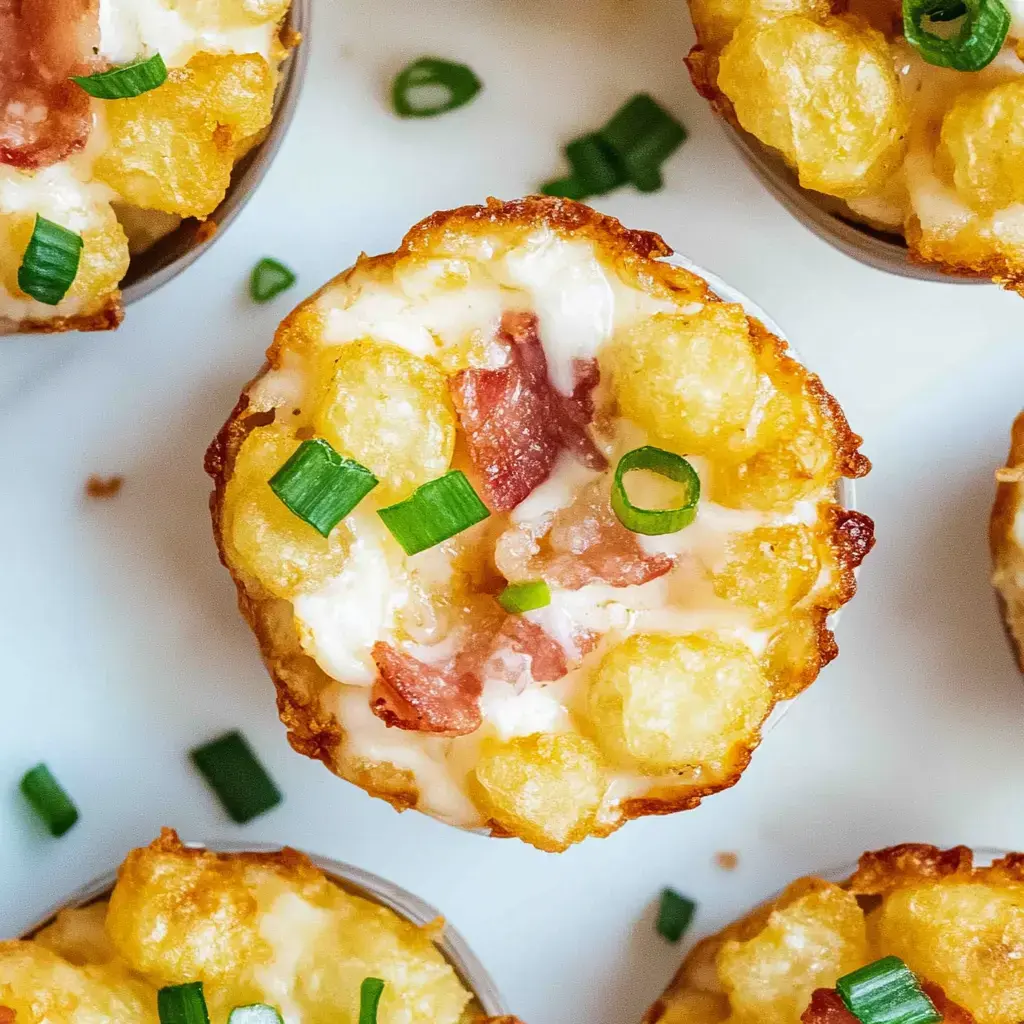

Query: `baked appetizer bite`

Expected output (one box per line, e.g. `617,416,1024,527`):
0,828,512,1024
0,0,296,334
686,0,1024,290
206,196,874,853
990,411,1024,666
644,843,1024,1024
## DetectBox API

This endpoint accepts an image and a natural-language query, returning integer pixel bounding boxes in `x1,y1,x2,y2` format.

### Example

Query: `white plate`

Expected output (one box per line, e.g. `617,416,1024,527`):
4,3,1024,1024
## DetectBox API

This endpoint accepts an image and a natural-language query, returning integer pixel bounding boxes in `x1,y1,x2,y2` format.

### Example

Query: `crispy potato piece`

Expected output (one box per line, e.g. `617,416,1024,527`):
313,341,456,503
711,526,819,624
0,942,156,1024
33,903,118,967
222,424,351,599
716,880,869,1024
471,733,607,852
610,305,760,458
718,15,908,198
761,612,834,699
177,0,290,25
940,82,1024,214
586,633,770,774
874,881,1024,1024
95,53,275,219
107,833,472,1024
656,990,731,1024
689,0,830,65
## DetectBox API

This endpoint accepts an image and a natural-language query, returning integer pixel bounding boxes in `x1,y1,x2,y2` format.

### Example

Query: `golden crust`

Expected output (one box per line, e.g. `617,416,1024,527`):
206,195,872,844
645,844,1024,1024
990,410,1024,671
0,293,124,336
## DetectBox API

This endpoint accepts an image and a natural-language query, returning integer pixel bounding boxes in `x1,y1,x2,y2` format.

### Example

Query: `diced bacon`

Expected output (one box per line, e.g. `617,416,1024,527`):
455,610,570,688
801,984,975,1024
370,642,482,736
0,0,99,169
449,311,606,512
490,616,568,682
496,480,674,590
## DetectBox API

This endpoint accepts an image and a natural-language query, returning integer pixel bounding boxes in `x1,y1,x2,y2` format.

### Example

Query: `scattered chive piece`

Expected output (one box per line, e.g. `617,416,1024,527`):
17,215,82,305
611,446,701,536
269,438,378,537
72,53,168,98
498,580,552,614
903,0,1009,69
539,177,589,200
378,470,490,555
190,730,282,824
391,57,481,117
836,957,941,1024
250,257,296,303
564,133,626,197
158,983,210,1024
359,978,386,1024
656,888,696,943
20,763,79,837
227,1006,284,1024
599,93,687,188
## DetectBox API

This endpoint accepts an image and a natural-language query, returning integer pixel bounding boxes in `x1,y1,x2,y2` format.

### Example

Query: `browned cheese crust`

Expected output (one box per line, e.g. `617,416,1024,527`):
206,196,873,843
990,410,1024,669
0,293,124,335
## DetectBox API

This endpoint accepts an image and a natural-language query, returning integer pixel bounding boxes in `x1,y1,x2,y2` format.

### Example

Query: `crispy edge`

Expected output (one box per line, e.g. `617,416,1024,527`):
0,293,124,336
990,410,1024,671
205,195,872,841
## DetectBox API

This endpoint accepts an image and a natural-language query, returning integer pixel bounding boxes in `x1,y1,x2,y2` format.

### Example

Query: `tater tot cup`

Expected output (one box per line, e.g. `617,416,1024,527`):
207,196,874,853
13,832,508,1022
643,844,1019,1024
684,0,1024,289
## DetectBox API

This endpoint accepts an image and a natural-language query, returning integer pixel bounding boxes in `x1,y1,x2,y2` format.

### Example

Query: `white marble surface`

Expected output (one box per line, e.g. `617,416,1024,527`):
4,1,1024,1022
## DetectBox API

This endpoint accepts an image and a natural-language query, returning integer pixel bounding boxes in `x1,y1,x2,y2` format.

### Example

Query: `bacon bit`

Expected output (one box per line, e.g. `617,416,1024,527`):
491,615,568,682
497,479,674,590
0,0,100,169
831,509,874,569
0,1007,15,1024
714,851,739,871
85,474,123,498
370,642,482,736
801,984,975,1024
449,311,606,512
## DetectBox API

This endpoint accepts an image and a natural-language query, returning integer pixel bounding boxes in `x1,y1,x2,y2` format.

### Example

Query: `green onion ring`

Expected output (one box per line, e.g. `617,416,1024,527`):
903,0,1010,71
190,730,282,824
250,257,297,303
359,978,386,1024
611,446,700,536
158,983,211,1024
836,956,941,1024
227,1006,284,1024
377,470,490,555
498,580,552,614
72,54,168,99
391,57,481,118
17,215,82,306
19,763,79,837
656,888,697,943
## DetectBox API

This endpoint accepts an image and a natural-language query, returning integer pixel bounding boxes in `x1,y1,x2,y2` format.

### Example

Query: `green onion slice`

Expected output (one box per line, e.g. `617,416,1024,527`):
158,983,210,1024
378,470,490,555
20,763,79,837
564,133,627,198
539,177,589,200
250,257,296,303
599,94,687,190
498,580,552,614
227,1006,284,1024
190,730,282,824
837,956,941,1024
269,438,378,538
359,978,386,1024
656,888,696,943
17,215,82,306
904,0,1009,70
72,53,168,99
392,57,481,117
611,446,700,536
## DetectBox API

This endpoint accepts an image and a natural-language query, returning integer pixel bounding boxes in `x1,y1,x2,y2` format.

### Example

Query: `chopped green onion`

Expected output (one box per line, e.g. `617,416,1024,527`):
17,215,82,305
498,580,551,614
599,94,687,189
250,257,296,303
391,57,481,117
359,978,385,1024
611,446,700,536
837,956,941,1024
227,1006,284,1024
158,983,210,1024
904,0,1009,70
20,763,79,837
378,470,489,555
269,438,378,537
564,133,627,197
72,53,168,98
190,730,282,824
539,177,589,200
656,888,696,943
